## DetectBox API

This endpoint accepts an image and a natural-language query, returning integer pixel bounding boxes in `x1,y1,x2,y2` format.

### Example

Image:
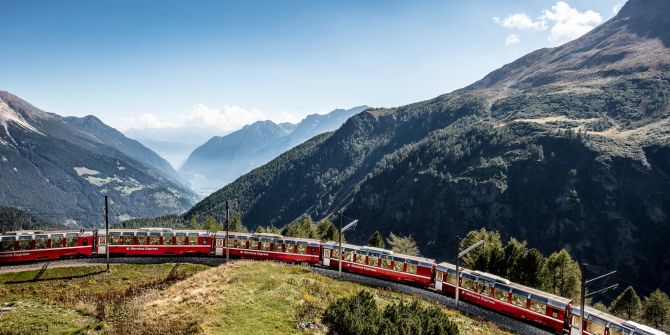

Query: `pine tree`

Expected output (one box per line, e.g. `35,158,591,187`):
318,219,341,241
205,216,219,232
513,248,544,288
386,233,420,256
368,231,385,248
642,289,670,329
610,286,642,320
540,249,581,299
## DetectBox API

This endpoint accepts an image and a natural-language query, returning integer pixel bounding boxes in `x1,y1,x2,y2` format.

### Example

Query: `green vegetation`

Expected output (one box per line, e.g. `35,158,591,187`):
642,290,670,329
610,286,642,320
0,206,67,233
540,250,581,299
387,232,420,256
368,231,385,248
323,290,458,335
0,262,515,335
281,214,342,242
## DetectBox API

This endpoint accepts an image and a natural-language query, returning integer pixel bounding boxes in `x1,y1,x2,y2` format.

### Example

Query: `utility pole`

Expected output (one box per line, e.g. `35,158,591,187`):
338,210,343,278
104,195,110,272
455,236,460,310
578,263,617,335
225,200,230,262
456,238,484,311
579,262,586,335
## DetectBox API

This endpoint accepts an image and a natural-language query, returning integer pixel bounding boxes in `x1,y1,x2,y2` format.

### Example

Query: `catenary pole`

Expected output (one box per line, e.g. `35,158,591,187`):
225,200,230,262
338,210,343,278
104,195,109,272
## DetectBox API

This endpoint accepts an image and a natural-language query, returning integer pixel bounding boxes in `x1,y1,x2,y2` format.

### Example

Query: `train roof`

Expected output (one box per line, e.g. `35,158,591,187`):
213,232,321,246
1,230,92,237
570,306,667,335
436,261,572,308
323,241,435,265
97,228,210,236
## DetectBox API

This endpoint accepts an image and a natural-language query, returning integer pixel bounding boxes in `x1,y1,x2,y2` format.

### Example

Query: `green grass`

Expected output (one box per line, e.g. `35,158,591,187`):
0,261,514,335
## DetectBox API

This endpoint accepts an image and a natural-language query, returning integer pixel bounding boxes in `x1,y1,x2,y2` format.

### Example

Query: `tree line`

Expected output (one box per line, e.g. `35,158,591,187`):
459,228,670,330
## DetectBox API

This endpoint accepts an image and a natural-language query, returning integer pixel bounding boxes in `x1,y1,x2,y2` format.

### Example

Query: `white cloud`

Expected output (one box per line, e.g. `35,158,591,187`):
493,13,547,31
505,34,521,46
116,104,301,131
612,3,623,14
493,1,603,45
540,1,603,44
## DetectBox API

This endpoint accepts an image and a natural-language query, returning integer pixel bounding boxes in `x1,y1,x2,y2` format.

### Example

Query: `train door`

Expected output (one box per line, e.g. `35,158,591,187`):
322,247,331,266
435,270,443,291
97,233,107,255
215,236,224,256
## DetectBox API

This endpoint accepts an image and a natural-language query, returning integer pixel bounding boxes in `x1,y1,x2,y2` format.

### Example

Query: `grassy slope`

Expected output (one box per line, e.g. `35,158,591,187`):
0,262,513,335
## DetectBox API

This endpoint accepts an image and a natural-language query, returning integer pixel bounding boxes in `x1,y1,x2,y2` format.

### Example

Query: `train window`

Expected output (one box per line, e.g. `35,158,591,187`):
136,232,147,245
530,299,546,314
551,309,559,319
35,235,49,249
368,254,378,267
380,255,392,269
571,314,581,328
609,324,627,335
148,232,160,245
122,232,134,245
163,233,175,245
18,236,32,250
176,233,187,246
476,280,492,296
285,241,296,253
406,260,418,274
494,287,509,302
461,276,475,291
273,241,283,252
110,232,120,245
297,242,307,255
393,257,405,272
188,233,199,245
511,293,527,308
343,249,354,262
249,238,260,250
586,317,606,335
0,237,14,251
446,271,457,285
236,237,248,249
260,239,271,251
66,233,78,247
331,248,340,258
355,252,367,265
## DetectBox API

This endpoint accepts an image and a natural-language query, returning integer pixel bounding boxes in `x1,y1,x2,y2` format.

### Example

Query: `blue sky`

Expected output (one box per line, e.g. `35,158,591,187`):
0,0,623,131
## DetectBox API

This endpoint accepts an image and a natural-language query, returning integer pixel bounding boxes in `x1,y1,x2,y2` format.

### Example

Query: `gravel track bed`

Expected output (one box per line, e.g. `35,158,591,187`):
1,258,554,335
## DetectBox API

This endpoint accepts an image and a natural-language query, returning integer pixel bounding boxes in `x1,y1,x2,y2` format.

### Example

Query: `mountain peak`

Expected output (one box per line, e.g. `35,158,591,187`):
617,0,670,47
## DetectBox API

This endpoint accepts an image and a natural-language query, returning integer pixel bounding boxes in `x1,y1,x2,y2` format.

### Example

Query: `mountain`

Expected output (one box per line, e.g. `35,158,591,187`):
0,91,198,226
124,126,227,169
0,206,67,232
179,106,368,195
63,115,190,189
180,120,292,194
187,0,670,294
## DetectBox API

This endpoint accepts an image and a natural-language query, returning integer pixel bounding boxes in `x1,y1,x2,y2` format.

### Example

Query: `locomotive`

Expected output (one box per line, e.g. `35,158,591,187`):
0,228,665,335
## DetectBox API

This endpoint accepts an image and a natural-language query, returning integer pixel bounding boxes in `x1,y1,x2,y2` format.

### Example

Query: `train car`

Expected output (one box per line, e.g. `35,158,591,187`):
213,232,321,264
435,262,572,334
570,306,668,335
0,230,94,263
96,228,212,256
321,242,435,287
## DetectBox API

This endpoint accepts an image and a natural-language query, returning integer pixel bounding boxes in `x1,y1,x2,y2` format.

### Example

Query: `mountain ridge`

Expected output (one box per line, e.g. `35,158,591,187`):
187,0,670,294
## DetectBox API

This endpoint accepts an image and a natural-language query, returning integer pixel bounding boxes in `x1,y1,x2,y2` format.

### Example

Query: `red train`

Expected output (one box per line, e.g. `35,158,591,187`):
0,228,665,335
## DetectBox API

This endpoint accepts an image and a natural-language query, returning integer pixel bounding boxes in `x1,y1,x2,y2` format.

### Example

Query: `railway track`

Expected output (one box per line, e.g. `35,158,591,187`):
1,257,553,335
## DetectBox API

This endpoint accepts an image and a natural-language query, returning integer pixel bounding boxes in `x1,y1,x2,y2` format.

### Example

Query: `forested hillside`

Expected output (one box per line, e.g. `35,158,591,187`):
187,0,670,294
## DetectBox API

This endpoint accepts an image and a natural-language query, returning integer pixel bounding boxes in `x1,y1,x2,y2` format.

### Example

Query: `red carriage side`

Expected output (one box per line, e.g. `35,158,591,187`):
0,230,93,263
213,232,321,264
96,228,212,256
435,262,571,334
321,242,434,287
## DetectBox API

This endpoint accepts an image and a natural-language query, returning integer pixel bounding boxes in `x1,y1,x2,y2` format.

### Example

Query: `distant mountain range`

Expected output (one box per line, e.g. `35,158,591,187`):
179,106,368,195
187,0,670,294
0,91,198,226
123,126,228,169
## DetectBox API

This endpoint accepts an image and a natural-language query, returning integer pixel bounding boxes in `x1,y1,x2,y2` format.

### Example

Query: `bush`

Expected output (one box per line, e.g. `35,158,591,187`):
323,291,458,335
